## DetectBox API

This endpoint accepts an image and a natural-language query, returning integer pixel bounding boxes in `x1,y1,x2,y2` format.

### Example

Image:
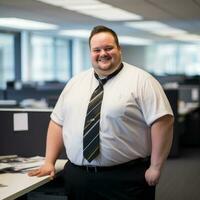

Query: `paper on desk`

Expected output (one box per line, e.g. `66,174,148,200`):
0,156,44,172
0,155,18,161
0,163,13,171
191,88,199,101
13,113,28,131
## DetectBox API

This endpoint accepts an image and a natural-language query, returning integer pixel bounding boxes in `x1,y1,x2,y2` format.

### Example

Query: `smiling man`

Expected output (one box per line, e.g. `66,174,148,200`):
28,25,174,200
89,28,122,76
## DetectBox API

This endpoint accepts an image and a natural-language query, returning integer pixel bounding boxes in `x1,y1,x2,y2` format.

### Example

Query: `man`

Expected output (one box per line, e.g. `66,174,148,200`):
28,25,174,200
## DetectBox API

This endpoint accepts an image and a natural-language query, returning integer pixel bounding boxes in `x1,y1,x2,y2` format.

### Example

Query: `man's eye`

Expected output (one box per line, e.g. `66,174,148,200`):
105,47,113,51
93,49,100,53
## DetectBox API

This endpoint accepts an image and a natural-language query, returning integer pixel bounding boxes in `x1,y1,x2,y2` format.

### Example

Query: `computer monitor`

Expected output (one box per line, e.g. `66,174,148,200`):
0,89,5,100
179,85,199,103
164,89,178,117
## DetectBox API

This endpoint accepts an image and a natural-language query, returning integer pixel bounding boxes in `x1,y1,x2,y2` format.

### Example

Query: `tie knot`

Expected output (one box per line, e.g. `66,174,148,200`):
99,78,107,85
94,63,124,85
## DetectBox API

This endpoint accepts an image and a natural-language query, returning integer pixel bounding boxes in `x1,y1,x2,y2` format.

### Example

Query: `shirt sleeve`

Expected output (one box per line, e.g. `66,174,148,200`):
50,78,74,126
50,90,65,126
138,75,174,126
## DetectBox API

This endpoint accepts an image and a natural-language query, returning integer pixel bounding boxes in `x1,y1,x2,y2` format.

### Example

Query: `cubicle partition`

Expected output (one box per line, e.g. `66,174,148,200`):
165,89,178,117
179,84,200,103
0,109,66,158
5,87,62,107
0,89,5,99
164,89,181,157
4,81,65,108
0,108,68,200
179,85,200,146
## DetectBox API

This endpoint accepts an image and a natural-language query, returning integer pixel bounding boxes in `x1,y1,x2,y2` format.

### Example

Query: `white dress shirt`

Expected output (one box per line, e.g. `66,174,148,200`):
51,62,173,166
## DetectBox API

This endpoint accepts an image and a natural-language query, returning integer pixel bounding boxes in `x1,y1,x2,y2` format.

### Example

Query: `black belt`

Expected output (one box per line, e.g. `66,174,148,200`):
71,157,150,173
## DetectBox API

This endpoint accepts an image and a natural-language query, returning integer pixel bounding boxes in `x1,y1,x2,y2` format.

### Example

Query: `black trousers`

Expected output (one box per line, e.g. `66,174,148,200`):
63,158,155,200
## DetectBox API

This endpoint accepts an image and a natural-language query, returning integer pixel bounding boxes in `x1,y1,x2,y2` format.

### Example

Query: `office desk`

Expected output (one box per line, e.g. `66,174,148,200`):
178,102,199,116
0,159,67,200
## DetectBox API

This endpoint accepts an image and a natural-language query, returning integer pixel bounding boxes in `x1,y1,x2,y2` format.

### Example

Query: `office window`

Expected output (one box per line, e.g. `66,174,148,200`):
72,39,90,75
30,35,71,81
146,44,177,75
146,43,200,75
81,40,91,70
55,39,71,81
178,45,200,75
0,33,14,88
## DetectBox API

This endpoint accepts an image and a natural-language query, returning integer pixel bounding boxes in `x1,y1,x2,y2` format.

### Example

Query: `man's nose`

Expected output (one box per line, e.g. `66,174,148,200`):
99,49,107,55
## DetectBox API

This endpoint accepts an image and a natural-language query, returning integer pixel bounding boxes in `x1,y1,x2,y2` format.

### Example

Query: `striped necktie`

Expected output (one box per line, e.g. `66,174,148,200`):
83,63,123,162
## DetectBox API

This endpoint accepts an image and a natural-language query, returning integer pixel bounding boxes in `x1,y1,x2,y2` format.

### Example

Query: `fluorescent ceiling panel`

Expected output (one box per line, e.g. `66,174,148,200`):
172,34,200,42
59,29,90,38
119,36,153,45
59,29,153,45
0,18,58,30
126,21,168,30
125,21,186,37
36,0,142,21
79,7,142,21
155,29,186,36
36,0,65,6
62,0,110,10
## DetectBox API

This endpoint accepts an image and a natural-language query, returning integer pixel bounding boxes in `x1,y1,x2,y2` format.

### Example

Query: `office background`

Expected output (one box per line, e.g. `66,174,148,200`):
0,1,200,200
0,0,200,90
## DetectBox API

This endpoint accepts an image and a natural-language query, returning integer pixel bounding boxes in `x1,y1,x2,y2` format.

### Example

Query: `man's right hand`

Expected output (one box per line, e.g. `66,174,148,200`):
28,163,55,179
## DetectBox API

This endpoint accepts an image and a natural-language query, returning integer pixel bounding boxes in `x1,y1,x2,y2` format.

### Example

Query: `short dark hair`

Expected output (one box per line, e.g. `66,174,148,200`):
89,25,120,48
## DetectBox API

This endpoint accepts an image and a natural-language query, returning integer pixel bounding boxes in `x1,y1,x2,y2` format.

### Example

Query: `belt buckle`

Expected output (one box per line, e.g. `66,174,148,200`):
86,165,98,173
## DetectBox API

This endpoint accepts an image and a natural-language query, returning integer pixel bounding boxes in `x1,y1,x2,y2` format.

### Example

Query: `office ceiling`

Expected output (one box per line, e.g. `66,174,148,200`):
0,0,200,43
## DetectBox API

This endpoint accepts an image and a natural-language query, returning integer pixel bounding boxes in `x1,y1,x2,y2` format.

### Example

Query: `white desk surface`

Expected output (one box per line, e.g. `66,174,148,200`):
0,159,67,200
178,102,199,115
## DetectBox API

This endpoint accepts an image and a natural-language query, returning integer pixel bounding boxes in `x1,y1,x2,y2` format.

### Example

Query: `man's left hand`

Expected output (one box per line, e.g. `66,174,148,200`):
145,166,161,186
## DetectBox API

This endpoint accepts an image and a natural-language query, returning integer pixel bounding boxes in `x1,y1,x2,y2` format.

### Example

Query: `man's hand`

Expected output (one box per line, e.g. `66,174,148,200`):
145,166,161,186
28,163,55,179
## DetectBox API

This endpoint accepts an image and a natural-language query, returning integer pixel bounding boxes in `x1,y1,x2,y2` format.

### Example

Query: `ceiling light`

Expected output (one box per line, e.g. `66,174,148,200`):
62,0,110,10
172,34,200,42
59,30,153,45
119,36,153,45
59,29,90,38
79,7,142,21
35,0,65,6
35,0,142,21
155,29,186,36
125,21,186,37
0,18,58,30
126,21,168,30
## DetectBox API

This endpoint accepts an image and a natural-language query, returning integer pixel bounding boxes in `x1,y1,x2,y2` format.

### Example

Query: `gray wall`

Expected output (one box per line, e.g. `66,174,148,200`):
121,45,147,70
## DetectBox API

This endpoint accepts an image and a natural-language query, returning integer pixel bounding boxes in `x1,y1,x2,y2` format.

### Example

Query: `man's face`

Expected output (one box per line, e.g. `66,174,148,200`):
90,32,122,76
